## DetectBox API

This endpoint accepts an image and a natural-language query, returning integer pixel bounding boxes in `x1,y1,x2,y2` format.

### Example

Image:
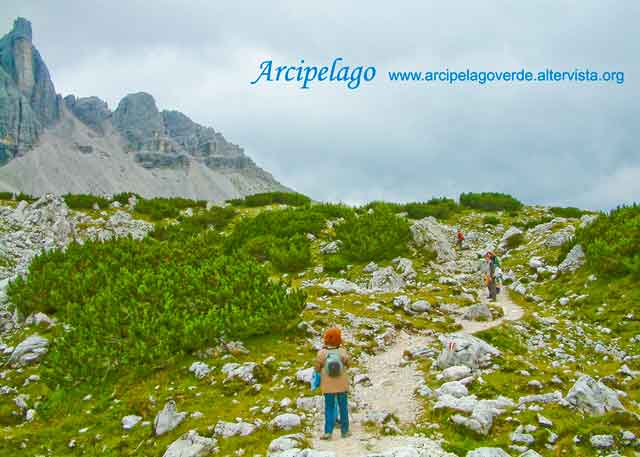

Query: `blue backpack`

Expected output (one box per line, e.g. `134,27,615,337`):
325,349,344,378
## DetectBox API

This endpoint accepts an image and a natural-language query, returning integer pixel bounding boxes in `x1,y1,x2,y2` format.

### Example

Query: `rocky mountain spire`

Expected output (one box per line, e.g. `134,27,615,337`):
0,17,61,163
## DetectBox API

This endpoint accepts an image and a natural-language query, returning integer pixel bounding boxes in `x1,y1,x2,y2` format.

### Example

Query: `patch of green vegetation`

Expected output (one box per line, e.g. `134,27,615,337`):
8,232,306,387
224,206,332,272
404,198,460,221
564,204,639,277
229,191,311,207
134,197,207,220
110,191,142,205
0,191,35,202
336,207,411,262
549,206,589,219
62,193,111,210
460,192,523,212
482,215,500,226
324,254,350,273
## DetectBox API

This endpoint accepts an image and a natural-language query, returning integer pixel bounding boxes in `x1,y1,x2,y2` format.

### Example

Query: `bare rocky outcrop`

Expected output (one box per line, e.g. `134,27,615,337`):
410,217,455,262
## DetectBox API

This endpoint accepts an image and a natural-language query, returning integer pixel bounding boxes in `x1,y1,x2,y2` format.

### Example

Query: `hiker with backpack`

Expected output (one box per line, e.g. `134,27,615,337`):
456,228,465,249
485,251,500,301
315,327,350,440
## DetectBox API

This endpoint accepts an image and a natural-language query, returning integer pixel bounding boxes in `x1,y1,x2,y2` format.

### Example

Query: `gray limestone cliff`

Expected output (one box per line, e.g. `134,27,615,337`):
0,18,289,200
0,17,61,163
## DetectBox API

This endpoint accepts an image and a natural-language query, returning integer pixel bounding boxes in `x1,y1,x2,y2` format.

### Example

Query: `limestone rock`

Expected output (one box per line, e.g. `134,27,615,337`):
122,415,142,430
436,333,501,369
162,430,217,457
558,244,585,273
410,217,455,262
369,266,405,293
154,400,187,436
565,375,624,415
214,420,256,438
462,303,493,321
269,413,302,430
8,334,48,366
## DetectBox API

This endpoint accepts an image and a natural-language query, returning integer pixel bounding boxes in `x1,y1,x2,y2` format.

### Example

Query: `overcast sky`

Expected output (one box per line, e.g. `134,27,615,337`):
2,1,639,209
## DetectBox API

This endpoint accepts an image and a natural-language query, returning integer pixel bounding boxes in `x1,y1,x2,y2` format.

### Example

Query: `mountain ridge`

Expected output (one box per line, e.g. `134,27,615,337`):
0,17,287,200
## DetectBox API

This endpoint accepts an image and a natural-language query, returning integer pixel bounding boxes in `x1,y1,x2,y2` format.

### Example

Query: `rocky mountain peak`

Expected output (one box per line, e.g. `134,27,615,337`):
11,17,33,42
0,19,288,200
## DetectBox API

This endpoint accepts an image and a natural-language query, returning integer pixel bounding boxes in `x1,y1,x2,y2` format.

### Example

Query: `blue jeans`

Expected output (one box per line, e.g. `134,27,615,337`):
324,392,349,434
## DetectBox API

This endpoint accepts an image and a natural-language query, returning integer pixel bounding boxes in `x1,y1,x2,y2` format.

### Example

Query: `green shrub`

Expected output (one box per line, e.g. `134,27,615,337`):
550,206,588,218
405,198,460,220
269,234,311,272
134,197,206,220
230,192,311,207
8,235,305,385
151,207,237,241
63,194,110,210
482,215,500,225
0,191,35,202
111,192,142,205
336,207,411,262
459,192,523,212
362,201,406,214
225,207,329,272
324,255,349,273
570,204,640,277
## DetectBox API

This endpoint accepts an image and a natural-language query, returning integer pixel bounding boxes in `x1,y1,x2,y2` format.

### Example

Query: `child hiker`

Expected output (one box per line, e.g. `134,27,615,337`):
315,327,350,440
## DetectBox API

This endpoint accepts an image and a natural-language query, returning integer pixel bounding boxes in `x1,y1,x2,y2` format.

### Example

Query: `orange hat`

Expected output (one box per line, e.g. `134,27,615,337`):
323,327,342,347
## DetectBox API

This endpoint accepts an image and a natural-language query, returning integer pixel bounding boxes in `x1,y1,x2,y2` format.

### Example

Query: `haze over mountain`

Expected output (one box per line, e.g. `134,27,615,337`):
0,18,287,200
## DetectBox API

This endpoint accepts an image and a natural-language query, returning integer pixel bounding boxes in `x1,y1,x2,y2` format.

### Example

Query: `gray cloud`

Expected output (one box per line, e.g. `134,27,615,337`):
2,1,638,209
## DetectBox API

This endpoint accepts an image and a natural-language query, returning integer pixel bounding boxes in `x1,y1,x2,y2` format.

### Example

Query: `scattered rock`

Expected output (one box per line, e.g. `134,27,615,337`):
122,415,142,430
270,413,302,430
462,303,493,321
565,375,624,415
590,434,614,449
558,244,585,273
188,362,211,379
214,420,256,438
8,334,49,366
162,430,217,457
436,334,501,370
154,400,187,436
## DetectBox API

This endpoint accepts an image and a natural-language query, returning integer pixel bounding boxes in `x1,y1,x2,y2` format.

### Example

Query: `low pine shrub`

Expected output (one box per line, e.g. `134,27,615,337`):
571,204,640,277
404,198,460,221
230,192,311,207
134,197,206,220
8,235,305,385
324,255,349,273
269,234,311,272
111,192,142,205
460,192,523,212
0,192,35,202
63,193,110,210
483,215,500,225
550,206,588,218
336,207,411,262
225,207,328,272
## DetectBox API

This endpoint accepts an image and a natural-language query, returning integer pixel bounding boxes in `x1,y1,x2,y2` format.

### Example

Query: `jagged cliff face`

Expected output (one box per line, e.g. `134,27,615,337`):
0,18,287,200
0,18,61,163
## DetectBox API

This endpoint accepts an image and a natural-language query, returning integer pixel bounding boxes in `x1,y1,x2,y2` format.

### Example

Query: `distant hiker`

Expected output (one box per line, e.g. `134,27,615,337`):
456,228,465,249
315,327,350,440
486,251,498,301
